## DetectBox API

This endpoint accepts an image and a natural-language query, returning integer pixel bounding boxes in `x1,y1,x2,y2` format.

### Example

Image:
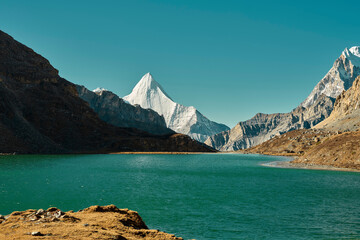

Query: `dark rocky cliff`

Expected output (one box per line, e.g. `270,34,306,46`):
76,85,173,135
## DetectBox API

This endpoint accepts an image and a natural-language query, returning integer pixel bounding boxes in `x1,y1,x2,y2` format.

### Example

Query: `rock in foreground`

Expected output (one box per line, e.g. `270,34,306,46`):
0,205,182,240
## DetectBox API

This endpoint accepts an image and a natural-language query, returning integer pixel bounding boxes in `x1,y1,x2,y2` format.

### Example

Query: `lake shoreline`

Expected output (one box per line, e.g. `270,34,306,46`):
1,153,359,239
239,151,360,173
109,151,216,154
2,150,359,173
0,151,217,156
261,160,360,173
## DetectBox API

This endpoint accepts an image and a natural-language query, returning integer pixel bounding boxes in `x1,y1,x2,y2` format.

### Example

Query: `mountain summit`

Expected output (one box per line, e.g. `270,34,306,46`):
124,73,174,115
124,73,230,142
129,72,172,99
301,46,360,108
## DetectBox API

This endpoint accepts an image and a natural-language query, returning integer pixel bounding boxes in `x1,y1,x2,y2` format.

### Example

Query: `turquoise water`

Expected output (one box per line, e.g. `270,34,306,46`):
0,154,360,239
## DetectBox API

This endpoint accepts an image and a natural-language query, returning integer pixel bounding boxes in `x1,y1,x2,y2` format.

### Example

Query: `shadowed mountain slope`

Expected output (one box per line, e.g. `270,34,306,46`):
0,30,214,153
76,85,173,135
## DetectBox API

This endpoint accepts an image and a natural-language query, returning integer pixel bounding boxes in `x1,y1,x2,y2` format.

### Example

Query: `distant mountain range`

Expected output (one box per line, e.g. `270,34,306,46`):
205,46,360,151
1,28,359,155
123,73,230,142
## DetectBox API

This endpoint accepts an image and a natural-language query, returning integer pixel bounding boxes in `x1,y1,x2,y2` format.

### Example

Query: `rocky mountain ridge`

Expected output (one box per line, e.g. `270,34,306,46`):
301,46,360,108
243,76,360,170
205,95,334,151
76,85,173,135
206,46,360,151
123,73,230,142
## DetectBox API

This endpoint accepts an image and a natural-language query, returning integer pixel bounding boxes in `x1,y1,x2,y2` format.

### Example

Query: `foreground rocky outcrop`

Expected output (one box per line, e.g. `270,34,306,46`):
76,85,173,135
206,46,360,151
0,30,214,153
0,205,182,240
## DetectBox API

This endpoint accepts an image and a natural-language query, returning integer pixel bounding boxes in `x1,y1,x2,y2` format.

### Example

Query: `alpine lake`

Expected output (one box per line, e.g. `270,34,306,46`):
0,153,359,240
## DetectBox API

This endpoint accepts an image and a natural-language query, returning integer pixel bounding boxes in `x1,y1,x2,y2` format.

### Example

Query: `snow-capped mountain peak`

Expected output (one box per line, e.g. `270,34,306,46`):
93,87,108,94
128,72,173,101
124,73,175,118
124,73,229,142
301,46,360,108
138,72,156,86
135,72,157,90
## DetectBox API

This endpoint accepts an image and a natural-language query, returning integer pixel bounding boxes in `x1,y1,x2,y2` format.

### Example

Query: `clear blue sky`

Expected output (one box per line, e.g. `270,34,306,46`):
1,0,359,127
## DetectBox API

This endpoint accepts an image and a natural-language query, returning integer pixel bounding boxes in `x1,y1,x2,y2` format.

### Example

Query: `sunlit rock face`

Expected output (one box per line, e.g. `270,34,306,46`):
205,95,334,151
301,46,360,108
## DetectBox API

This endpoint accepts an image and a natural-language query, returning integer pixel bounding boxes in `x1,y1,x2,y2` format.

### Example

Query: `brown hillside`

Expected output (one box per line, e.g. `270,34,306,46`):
241,129,336,156
293,131,360,170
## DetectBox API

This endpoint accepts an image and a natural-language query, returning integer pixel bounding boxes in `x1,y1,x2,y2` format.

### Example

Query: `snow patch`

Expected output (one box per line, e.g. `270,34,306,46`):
93,87,108,93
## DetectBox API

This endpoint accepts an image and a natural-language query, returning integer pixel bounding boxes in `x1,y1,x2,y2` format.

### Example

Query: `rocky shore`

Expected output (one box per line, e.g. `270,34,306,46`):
241,129,360,171
241,76,360,171
262,160,360,172
0,205,183,240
